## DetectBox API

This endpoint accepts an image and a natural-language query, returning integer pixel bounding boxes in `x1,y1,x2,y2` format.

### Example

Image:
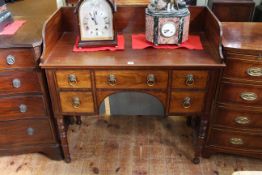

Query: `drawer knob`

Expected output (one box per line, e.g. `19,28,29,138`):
19,104,27,113
147,74,155,87
12,79,21,88
230,138,244,145
240,92,257,101
68,74,77,86
108,74,116,86
185,74,194,86
27,127,34,136
6,55,16,65
235,116,250,125
183,97,191,108
72,97,81,108
247,67,262,77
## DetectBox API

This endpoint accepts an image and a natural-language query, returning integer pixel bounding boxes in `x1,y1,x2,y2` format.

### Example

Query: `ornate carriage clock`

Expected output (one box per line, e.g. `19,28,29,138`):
145,0,190,45
75,0,117,47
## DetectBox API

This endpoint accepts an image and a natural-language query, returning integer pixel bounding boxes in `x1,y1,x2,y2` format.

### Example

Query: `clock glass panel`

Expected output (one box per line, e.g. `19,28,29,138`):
79,0,113,41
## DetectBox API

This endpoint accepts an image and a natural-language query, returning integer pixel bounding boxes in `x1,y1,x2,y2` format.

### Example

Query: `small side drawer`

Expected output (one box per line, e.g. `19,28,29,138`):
0,96,47,121
224,58,262,82
0,119,55,147
172,70,208,89
214,105,262,130
169,91,205,113
95,70,168,89
59,92,94,113
56,70,91,89
219,82,262,107
208,129,262,151
0,71,41,95
0,49,36,69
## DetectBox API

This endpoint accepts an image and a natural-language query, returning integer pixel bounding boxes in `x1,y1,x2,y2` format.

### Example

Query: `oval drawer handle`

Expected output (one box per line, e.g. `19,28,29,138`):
6,55,16,65
240,92,257,101
147,74,155,87
12,79,21,88
68,74,77,86
247,67,262,77
27,127,34,136
19,104,27,113
183,97,191,109
235,116,250,125
230,138,244,145
72,97,81,109
107,74,116,86
185,74,194,86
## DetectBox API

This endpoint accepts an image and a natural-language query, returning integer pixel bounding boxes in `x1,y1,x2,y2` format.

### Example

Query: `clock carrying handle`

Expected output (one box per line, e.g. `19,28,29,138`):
74,0,117,13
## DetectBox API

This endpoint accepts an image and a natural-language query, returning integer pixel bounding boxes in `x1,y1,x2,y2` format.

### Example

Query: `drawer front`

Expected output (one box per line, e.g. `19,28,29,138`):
0,96,47,121
169,91,205,113
60,92,94,113
0,49,36,69
224,58,262,81
56,70,91,89
208,129,262,151
172,70,208,89
219,82,262,107
0,71,41,95
95,70,168,89
0,119,55,146
214,106,262,129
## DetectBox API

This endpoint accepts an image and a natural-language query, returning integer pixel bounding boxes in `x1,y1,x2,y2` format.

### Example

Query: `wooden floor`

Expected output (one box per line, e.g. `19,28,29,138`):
0,116,262,175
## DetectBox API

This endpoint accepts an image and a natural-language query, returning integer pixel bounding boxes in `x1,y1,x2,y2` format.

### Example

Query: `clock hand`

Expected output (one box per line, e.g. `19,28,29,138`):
93,11,98,25
89,12,98,25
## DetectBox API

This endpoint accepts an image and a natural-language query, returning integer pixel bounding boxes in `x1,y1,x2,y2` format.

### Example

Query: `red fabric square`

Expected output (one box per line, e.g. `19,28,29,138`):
132,34,203,50
0,20,26,35
73,35,125,52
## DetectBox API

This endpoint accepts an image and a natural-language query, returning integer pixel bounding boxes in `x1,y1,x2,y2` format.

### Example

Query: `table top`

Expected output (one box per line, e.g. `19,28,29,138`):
222,22,262,53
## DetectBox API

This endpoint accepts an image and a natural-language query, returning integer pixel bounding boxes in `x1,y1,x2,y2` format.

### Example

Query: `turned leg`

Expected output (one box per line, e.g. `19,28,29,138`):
76,116,82,125
56,116,71,163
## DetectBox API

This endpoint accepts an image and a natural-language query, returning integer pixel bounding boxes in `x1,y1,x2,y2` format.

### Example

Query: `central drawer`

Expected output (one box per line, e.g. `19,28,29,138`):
0,119,55,147
0,95,47,121
0,71,41,95
95,70,168,89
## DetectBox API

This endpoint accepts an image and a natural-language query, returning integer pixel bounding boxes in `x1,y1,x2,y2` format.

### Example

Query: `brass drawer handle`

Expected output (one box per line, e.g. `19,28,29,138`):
12,79,21,88
185,74,194,86
108,74,116,86
247,67,262,77
72,97,81,109
240,92,257,101
183,97,191,108
19,104,27,113
235,116,250,125
68,74,77,86
230,138,244,145
27,127,34,136
6,55,16,65
147,74,155,87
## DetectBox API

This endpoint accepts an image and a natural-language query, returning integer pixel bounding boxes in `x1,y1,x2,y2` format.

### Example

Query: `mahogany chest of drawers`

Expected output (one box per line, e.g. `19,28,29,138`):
204,23,262,159
0,17,62,160
40,7,225,163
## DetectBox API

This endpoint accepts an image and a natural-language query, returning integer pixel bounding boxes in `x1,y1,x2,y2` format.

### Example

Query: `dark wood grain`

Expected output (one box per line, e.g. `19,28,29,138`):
0,119,56,147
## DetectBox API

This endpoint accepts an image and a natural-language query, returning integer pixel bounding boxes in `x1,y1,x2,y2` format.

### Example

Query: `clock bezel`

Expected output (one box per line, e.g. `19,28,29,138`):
75,0,118,48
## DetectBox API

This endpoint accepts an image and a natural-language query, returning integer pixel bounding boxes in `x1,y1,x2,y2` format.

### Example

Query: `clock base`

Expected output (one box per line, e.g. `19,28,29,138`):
78,32,118,48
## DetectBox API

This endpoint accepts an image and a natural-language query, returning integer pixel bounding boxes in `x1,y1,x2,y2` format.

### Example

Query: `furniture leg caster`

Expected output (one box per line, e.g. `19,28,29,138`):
192,157,200,164
64,157,71,163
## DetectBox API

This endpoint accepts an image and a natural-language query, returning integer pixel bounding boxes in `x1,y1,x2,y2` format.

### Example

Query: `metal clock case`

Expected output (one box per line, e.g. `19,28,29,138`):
145,1,190,45
75,0,117,48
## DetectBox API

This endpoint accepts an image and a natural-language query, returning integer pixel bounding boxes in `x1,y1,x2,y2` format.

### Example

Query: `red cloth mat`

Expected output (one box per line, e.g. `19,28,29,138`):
73,35,125,52
132,34,203,50
0,20,26,35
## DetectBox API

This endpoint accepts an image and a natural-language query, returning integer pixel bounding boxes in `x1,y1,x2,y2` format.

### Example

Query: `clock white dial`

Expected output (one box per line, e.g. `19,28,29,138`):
161,22,176,38
79,0,113,41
